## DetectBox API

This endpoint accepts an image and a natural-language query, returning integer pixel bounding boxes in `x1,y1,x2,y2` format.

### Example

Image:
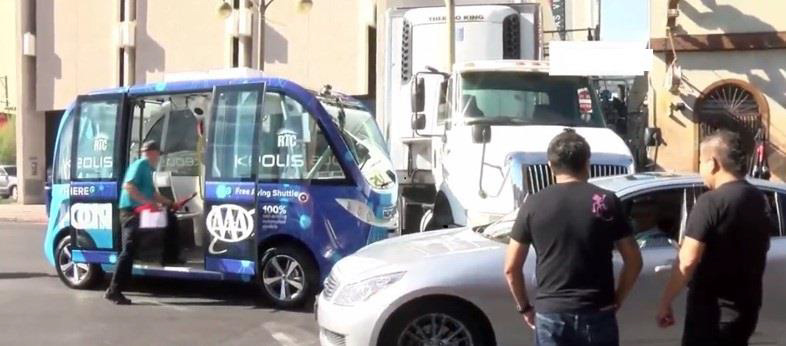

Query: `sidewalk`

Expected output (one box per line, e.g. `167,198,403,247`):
0,203,48,223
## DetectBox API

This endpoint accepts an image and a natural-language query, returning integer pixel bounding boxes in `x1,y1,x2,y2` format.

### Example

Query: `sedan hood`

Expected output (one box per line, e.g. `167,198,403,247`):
332,228,503,279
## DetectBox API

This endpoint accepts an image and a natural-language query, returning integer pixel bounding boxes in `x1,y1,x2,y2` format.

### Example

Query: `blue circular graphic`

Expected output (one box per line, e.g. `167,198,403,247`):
299,214,312,229
217,184,232,199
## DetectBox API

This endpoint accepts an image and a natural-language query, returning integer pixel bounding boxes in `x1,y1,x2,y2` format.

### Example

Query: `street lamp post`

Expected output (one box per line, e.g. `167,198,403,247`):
256,0,274,71
219,0,313,70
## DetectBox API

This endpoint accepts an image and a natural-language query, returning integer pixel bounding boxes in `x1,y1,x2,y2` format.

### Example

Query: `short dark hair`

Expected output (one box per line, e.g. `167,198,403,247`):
547,129,591,175
702,129,749,177
141,140,160,152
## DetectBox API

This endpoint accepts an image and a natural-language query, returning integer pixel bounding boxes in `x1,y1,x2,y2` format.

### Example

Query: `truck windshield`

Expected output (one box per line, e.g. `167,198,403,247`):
318,98,395,189
460,71,605,127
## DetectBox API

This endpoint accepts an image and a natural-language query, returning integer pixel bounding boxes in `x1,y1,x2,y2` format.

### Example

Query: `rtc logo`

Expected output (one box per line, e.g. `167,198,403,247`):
277,130,298,148
70,203,112,230
93,136,109,152
206,204,255,255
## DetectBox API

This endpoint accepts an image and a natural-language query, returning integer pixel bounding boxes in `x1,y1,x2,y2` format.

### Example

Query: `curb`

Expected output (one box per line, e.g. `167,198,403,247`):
0,217,48,224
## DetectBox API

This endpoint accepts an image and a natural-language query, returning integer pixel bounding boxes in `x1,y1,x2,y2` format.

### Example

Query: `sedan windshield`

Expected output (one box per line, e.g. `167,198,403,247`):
460,71,605,127
475,209,518,243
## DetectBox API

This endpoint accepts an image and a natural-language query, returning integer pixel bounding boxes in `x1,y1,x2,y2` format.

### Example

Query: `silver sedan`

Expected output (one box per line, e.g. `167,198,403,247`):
316,173,786,346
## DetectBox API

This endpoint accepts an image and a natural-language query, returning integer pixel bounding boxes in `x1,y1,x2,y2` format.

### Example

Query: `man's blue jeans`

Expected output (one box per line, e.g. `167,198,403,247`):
535,310,619,346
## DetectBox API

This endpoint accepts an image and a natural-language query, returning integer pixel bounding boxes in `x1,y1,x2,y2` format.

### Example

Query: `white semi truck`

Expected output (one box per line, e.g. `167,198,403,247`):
380,4,635,233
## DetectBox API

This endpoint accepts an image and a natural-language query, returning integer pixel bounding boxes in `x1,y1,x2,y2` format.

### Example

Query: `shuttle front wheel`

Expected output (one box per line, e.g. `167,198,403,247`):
258,245,318,309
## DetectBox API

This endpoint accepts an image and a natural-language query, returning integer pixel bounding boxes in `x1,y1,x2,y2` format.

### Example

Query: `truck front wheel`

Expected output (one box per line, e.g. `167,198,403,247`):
423,193,455,231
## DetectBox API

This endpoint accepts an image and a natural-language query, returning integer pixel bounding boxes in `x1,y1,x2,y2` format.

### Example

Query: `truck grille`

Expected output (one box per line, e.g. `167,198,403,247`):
590,164,629,178
524,164,628,193
322,272,339,300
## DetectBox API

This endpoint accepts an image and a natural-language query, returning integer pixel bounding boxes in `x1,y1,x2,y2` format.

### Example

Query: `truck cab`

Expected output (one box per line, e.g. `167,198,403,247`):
408,60,635,230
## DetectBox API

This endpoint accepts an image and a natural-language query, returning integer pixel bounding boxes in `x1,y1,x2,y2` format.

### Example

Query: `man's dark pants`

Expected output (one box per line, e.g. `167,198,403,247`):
107,209,138,295
683,288,761,346
535,310,619,346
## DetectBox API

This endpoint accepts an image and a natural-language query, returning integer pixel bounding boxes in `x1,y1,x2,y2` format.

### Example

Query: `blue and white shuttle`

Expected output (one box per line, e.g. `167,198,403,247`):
43,70,397,308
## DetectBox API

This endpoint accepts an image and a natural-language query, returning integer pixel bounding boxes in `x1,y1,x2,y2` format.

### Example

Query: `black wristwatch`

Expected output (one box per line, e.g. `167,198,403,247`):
517,303,534,314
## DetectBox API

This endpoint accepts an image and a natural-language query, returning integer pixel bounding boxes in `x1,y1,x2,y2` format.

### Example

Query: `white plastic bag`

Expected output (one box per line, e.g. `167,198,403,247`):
139,210,168,229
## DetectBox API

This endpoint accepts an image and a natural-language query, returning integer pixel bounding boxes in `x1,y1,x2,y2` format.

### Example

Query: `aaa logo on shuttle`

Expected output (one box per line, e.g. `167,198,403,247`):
206,204,255,243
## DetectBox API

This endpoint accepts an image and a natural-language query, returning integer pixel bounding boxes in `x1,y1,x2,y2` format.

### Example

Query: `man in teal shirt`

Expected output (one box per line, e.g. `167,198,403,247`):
105,140,173,305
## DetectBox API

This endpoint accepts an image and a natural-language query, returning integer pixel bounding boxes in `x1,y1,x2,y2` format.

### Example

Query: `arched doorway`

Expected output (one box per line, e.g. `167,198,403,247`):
695,80,769,170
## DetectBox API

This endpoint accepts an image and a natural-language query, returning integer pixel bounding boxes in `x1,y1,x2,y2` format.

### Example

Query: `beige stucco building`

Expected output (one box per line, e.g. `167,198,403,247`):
649,0,786,179
0,0,19,166
3,0,377,203
0,0,18,118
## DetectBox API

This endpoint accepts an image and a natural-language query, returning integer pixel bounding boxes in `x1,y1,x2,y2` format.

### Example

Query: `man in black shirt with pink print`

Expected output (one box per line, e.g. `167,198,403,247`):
505,130,642,346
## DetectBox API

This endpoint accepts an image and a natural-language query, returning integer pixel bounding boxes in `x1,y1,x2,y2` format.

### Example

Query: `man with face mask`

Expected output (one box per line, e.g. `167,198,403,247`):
656,130,772,345
105,140,174,305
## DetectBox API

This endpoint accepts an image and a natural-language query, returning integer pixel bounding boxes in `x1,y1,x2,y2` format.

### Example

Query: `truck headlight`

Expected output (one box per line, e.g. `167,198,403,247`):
333,272,405,306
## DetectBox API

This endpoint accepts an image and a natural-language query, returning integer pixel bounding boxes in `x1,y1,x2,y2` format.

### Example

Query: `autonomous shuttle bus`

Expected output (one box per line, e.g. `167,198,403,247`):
43,71,398,308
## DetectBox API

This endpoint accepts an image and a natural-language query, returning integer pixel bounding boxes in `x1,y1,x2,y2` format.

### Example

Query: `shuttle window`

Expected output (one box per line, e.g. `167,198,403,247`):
74,100,120,179
258,93,346,181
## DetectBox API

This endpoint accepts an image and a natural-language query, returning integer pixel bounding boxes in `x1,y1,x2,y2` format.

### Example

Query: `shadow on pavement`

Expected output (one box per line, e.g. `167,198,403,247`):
0,272,56,279
100,276,315,313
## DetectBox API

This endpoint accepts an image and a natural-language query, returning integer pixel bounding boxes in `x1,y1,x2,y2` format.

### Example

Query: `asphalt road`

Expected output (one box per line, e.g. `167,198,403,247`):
0,222,320,346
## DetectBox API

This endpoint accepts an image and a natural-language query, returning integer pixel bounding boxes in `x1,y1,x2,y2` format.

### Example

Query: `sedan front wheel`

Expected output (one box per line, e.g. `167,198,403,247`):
380,300,494,346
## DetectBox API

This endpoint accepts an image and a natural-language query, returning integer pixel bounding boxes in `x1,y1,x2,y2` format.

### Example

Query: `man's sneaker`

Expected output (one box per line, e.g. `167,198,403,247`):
104,291,132,305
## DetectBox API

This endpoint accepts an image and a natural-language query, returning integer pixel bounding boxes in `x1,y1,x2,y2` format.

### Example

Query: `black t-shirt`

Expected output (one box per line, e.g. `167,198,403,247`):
510,181,632,313
684,180,771,305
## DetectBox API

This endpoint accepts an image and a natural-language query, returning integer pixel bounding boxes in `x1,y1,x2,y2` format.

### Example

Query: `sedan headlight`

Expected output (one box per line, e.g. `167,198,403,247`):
333,272,405,306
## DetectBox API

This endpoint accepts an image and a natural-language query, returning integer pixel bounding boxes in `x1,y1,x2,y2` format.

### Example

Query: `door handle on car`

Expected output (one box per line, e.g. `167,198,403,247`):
654,260,676,273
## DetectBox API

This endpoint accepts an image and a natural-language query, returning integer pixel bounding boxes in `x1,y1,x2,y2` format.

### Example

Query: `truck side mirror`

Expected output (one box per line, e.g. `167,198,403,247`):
439,80,448,104
472,124,491,144
411,113,426,131
644,127,662,146
411,77,425,114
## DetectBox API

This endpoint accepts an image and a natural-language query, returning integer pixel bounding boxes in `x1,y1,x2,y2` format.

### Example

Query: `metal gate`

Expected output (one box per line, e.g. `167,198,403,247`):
695,80,768,168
